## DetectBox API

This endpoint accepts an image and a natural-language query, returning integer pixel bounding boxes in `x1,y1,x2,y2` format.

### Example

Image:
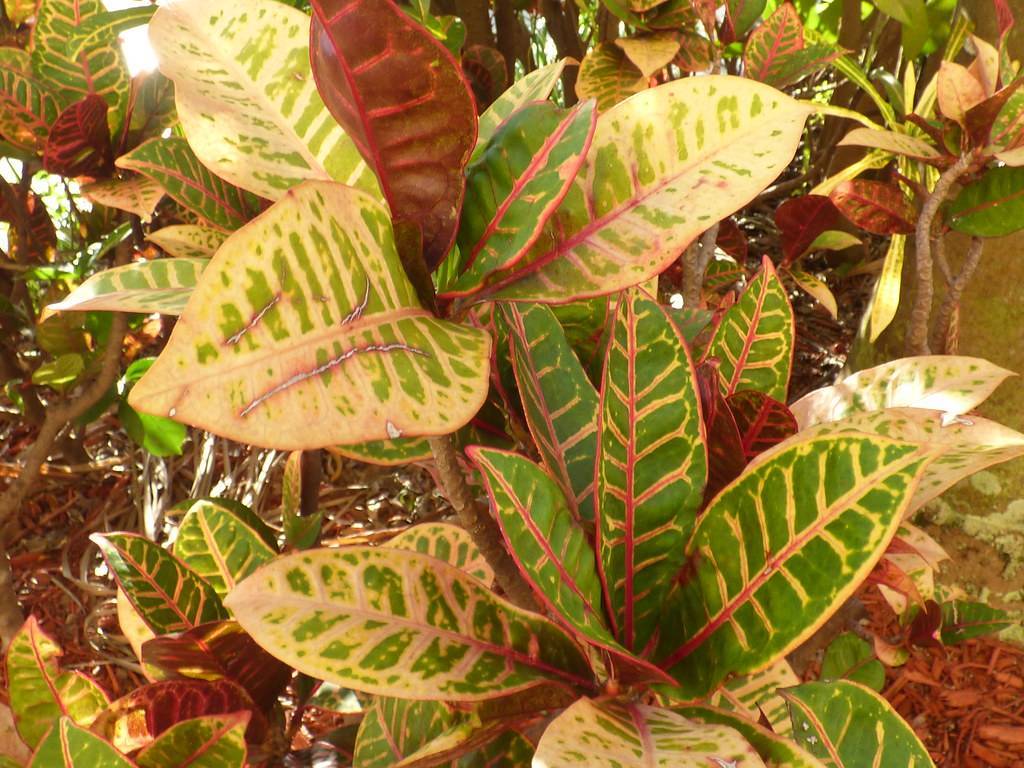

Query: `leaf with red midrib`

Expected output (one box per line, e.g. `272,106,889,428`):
310,0,477,269
43,95,112,178
830,179,916,235
775,194,840,263
727,389,798,461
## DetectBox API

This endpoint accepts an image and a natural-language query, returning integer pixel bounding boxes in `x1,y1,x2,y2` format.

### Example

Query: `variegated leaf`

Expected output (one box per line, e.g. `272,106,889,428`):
830,179,915,235
505,303,599,522
64,5,156,62
393,715,533,767
476,59,567,151
310,0,477,268
117,588,156,666
597,289,707,653
742,3,841,88
117,138,262,232
172,500,277,598
674,706,827,768
470,448,672,684
28,719,133,768
127,182,491,450
81,175,164,222
225,546,595,700
655,435,929,698
30,0,131,133
837,128,939,159
46,258,206,316
0,49,61,153
709,659,800,735
447,100,596,298
789,356,1014,428
575,43,646,111
868,234,906,341
705,256,794,402
6,617,109,749
353,698,454,768
728,390,798,462
386,522,493,585
146,225,227,259
533,698,766,767
481,76,812,302
136,713,248,768
329,437,433,466
782,681,935,767
42,94,111,177
92,533,229,635
615,32,682,78
149,0,376,201
787,268,838,319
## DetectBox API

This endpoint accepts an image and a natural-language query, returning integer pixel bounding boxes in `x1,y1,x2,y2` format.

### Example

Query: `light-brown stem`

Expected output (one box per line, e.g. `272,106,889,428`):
931,236,984,353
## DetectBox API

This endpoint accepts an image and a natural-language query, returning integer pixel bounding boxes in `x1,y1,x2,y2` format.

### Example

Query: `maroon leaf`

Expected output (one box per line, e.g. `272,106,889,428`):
0,189,56,262
42,95,112,178
908,601,943,648
726,389,798,461
462,45,508,110
714,218,748,261
995,0,1015,40
865,557,924,607
141,621,292,710
775,194,840,264
830,179,916,235
964,80,1023,148
310,0,477,269
696,359,746,505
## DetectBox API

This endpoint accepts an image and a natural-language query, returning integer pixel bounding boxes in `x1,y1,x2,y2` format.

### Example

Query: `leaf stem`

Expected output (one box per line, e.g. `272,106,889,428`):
427,435,538,609
930,236,983,353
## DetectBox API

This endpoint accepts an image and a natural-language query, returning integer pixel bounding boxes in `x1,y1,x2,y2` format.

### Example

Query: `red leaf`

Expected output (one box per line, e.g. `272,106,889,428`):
0,189,56,262
696,359,745,505
866,557,924,607
995,0,1015,40
774,194,840,264
462,45,508,110
965,80,1023,148
310,0,477,269
714,218,748,261
141,621,292,710
42,95,112,178
830,179,916,235
726,389,797,461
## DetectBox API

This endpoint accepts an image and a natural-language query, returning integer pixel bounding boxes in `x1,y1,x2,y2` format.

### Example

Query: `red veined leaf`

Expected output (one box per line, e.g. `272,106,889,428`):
696,358,746,505
830,179,916,235
723,0,767,43
310,0,477,269
775,194,840,264
135,713,249,768
0,48,61,153
726,389,798,462
964,80,1023,148
674,31,713,73
140,620,292,710
715,218,748,261
462,45,508,109
743,3,842,88
42,95,112,178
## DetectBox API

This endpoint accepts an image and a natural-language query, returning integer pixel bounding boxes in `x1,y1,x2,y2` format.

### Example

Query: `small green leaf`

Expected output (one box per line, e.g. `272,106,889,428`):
281,451,321,550
940,600,1014,644
31,354,83,392
949,165,1024,236
118,401,187,457
821,633,885,691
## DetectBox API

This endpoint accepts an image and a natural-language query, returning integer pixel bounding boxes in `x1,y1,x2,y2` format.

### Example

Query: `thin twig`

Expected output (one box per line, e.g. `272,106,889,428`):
427,435,537,609
931,236,984,353
906,153,975,356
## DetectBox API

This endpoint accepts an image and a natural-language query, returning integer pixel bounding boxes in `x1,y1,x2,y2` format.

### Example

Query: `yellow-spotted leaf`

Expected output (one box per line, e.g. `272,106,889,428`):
782,681,935,767
92,533,229,635
837,127,939,159
480,76,812,303
127,182,491,450
28,719,133,768
705,256,794,402
46,258,206,316
476,59,567,151
136,713,248,768
6,617,109,749
329,437,432,466
469,448,673,684
576,43,647,110
81,175,164,222
172,500,277,598
505,303,599,522
534,698,766,767
597,290,707,653
386,522,493,585
674,706,827,768
789,356,1014,428
146,225,227,259
868,234,905,341
655,435,929,698
0,49,61,153
710,659,800,735
354,698,456,768
786,267,837,320
225,546,595,700
149,0,376,201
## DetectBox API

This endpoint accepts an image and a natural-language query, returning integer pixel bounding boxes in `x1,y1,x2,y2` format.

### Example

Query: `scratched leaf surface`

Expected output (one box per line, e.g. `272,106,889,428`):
505,303,599,522
46,258,207,316
92,533,229,635
533,698,766,767
146,225,227,259
310,0,477,268
135,713,249,768
127,182,490,450
597,290,707,653
655,435,929,698
149,0,377,201
782,681,935,767
447,100,596,298
789,356,1014,428
0,49,61,153
224,546,594,700
705,257,794,407
28,719,133,768
6,617,109,749
172,500,277,598
386,522,493,585
483,76,812,302
470,448,671,684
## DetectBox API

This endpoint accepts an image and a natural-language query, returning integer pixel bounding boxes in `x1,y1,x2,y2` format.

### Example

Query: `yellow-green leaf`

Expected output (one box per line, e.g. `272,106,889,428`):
868,234,905,341
146,225,227,259
81,175,164,222
386,522,493,585
127,181,491,450
136,713,248,768
28,718,133,768
575,42,646,111
46,258,207,316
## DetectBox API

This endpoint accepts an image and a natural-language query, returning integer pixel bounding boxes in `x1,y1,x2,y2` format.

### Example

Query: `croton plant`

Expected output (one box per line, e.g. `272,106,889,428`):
6,0,1024,765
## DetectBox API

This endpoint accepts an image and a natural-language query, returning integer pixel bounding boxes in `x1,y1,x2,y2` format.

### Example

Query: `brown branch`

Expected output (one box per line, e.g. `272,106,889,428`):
540,0,585,105
495,0,532,80
427,435,537,609
906,153,974,356
682,223,720,308
454,0,494,48
931,236,983,354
